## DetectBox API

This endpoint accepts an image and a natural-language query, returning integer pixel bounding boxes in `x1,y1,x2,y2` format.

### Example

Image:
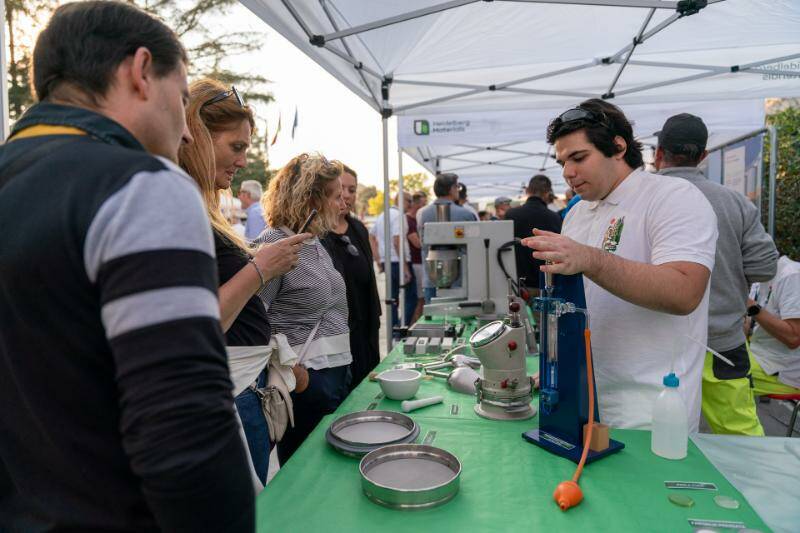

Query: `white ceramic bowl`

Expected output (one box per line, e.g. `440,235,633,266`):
377,369,422,400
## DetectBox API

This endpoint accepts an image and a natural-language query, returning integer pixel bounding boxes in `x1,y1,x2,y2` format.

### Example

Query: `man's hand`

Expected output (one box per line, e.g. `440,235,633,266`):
520,228,599,275
292,365,309,393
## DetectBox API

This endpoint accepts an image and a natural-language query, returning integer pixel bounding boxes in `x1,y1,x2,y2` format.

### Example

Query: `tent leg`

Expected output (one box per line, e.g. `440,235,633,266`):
398,147,406,328
0,0,10,142
382,116,393,354
768,125,777,238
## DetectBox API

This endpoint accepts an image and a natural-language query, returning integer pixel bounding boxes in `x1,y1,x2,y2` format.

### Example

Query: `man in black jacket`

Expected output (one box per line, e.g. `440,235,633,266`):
0,2,253,531
504,174,563,291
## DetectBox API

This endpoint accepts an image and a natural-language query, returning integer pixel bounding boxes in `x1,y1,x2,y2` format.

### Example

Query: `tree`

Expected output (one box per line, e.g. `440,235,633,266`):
398,172,431,197
367,191,384,216
763,105,800,259
5,0,54,121
356,184,378,217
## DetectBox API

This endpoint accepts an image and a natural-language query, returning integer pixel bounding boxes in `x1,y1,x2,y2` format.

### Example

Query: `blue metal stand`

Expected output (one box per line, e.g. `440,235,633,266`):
522,273,624,464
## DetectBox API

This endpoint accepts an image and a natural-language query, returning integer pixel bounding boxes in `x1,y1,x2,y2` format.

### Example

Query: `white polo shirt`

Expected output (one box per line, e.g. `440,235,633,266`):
750,256,800,388
563,169,717,432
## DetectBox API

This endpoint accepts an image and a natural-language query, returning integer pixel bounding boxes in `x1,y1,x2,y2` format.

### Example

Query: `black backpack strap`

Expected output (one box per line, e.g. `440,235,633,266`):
0,137,81,192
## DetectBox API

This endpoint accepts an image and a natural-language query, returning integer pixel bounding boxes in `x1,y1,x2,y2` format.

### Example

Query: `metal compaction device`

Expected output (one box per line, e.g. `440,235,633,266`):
469,299,537,421
522,272,624,464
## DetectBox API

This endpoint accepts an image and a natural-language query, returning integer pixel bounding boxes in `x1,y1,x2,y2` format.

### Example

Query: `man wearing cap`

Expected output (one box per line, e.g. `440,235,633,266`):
493,196,512,220
504,175,562,292
655,113,778,435
522,99,718,432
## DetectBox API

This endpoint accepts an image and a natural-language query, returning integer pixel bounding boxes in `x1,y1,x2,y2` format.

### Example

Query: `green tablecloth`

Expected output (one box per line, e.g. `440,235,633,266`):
257,318,769,532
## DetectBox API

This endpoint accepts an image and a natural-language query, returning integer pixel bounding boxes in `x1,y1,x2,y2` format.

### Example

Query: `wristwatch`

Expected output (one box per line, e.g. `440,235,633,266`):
746,304,762,317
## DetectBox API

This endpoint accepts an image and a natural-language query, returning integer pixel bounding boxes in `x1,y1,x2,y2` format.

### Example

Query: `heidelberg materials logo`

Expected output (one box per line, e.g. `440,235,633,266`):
414,120,430,135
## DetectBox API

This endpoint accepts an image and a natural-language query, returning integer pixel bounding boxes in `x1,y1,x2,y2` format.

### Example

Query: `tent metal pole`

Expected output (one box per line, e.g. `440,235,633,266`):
0,0,9,142
495,61,598,89
398,148,406,328
319,0,381,108
281,0,314,38
394,88,487,113
499,87,595,98
608,12,680,62
540,145,552,171
741,52,800,70
505,0,677,7
613,70,718,97
322,44,384,79
382,116,393,353
393,79,485,90
768,125,777,238
705,128,768,153
318,0,479,43
604,8,655,97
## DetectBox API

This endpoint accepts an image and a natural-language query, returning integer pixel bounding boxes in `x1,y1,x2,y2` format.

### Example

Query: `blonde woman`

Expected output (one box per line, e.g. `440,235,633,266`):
255,153,351,465
179,79,310,484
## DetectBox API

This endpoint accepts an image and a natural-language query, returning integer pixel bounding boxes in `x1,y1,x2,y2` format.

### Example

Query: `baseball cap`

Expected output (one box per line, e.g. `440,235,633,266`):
494,196,512,207
656,113,708,154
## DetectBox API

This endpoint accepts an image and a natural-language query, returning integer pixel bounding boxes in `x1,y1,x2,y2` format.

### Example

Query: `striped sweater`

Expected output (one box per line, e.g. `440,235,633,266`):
0,103,252,532
255,226,352,370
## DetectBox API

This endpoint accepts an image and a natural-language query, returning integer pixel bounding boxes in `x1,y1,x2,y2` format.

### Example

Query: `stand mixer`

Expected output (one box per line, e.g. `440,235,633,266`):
423,221,516,318
469,300,536,421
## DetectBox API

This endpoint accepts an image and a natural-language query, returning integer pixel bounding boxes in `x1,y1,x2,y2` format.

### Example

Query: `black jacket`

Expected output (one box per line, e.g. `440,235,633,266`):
504,196,563,289
0,103,253,532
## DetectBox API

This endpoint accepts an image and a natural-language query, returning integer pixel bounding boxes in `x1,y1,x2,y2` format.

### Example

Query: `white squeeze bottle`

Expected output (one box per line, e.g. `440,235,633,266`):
651,372,688,460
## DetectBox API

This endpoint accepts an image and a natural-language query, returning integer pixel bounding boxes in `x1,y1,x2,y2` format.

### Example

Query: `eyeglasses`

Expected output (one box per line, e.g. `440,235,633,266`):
201,85,244,109
556,107,607,125
339,235,359,257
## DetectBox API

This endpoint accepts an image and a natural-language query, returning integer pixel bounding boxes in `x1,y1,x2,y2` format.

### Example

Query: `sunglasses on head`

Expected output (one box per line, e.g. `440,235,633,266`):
556,107,607,125
201,85,244,109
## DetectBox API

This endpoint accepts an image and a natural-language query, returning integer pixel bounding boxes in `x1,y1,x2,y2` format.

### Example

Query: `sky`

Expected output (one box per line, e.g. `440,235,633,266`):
14,0,432,190
213,2,432,190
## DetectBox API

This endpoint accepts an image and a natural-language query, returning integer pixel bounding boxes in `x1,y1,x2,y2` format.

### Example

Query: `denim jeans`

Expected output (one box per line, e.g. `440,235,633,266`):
234,369,270,484
424,287,437,304
278,365,352,465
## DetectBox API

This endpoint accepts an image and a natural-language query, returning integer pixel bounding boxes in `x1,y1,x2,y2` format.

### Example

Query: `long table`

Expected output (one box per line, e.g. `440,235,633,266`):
257,318,795,532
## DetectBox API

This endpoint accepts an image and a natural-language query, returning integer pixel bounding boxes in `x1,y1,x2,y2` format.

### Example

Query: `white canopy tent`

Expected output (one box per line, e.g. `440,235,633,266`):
397,98,767,198
241,0,800,349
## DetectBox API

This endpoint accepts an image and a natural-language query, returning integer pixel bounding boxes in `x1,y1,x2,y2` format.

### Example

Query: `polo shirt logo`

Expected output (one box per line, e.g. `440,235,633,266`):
602,216,625,253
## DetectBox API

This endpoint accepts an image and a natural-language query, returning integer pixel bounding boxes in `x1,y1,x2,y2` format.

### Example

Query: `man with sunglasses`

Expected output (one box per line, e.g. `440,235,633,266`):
522,99,718,433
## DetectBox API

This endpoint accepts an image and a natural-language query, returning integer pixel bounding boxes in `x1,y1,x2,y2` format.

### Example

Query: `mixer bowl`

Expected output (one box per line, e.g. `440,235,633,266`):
425,248,461,289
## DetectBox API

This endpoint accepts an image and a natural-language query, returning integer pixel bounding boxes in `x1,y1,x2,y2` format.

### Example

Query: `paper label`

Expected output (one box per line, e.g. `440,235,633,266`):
688,518,746,529
665,481,718,491
540,431,576,451
423,430,437,445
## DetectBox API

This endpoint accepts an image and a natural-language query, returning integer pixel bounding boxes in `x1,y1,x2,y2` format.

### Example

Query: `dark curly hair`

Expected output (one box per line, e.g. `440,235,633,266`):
546,99,644,169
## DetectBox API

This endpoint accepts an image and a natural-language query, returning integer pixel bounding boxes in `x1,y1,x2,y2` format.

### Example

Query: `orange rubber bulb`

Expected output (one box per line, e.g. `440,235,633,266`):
553,480,583,511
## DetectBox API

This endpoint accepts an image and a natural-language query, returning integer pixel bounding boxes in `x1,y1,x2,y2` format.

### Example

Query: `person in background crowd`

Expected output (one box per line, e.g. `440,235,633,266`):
406,191,427,323
256,153,352,465
231,207,247,237
239,179,267,241
559,188,581,219
478,210,490,221
179,78,308,484
457,182,480,218
494,196,512,220
522,98,718,432
654,113,778,436
504,175,562,292
0,3,254,531
747,255,800,400
324,163,381,391
417,173,478,302
369,194,416,332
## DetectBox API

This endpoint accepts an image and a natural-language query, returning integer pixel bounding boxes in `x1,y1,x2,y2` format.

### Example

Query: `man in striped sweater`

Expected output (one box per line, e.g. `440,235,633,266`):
0,2,253,531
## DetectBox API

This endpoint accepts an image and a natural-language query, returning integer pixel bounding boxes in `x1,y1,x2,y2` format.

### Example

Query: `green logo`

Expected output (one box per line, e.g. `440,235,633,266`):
414,120,430,135
602,216,625,253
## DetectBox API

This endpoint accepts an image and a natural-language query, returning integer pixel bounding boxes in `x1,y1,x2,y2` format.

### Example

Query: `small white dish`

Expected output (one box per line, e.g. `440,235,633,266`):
376,369,422,400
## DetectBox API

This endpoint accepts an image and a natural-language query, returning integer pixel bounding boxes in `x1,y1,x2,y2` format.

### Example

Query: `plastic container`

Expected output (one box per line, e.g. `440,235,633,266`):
651,372,688,460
